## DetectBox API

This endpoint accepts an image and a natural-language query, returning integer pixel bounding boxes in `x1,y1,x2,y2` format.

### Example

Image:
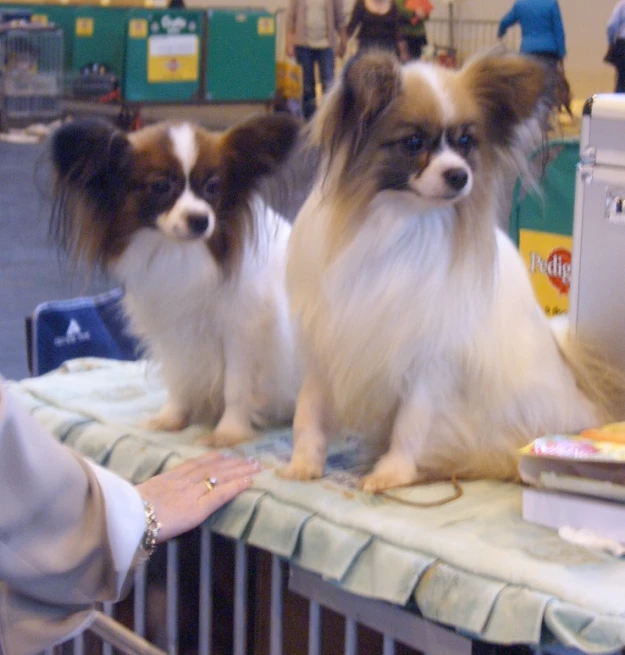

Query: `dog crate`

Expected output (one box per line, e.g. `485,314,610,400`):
36,529,625,655
0,23,63,130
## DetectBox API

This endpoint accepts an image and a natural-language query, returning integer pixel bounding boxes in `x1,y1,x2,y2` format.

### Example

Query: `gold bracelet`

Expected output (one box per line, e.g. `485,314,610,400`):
141,500,161,558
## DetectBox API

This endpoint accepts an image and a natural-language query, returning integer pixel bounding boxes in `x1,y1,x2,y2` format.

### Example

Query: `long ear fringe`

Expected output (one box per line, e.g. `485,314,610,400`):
253,136,318,224
214,114,312,273
462,49,554,221
48,119,129,272
307,50,402,160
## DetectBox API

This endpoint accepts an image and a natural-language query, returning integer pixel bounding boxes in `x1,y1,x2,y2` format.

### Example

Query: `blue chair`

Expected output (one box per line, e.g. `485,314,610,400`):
26,288,140,376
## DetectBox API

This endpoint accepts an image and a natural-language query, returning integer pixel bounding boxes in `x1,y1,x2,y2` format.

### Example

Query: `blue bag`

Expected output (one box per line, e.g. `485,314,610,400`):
27,288,140,376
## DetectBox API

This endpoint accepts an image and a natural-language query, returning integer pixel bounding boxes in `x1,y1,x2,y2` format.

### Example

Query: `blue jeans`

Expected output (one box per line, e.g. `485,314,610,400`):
294,46,335,120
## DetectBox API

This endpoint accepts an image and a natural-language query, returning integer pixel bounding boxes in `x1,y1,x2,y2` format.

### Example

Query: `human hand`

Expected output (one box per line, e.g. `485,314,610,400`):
136,452,259,543
336,39,347,59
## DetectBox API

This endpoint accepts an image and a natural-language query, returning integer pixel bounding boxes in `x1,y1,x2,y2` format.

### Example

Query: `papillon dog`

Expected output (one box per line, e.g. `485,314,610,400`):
280,50,625,491
50,114,306,446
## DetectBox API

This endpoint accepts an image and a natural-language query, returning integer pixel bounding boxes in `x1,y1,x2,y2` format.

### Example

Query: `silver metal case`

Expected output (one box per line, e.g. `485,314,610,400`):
570,94,625,371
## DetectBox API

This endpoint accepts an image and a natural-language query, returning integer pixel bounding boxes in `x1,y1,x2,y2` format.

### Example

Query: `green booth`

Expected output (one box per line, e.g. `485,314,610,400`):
123,8,204,103
205,8,276,103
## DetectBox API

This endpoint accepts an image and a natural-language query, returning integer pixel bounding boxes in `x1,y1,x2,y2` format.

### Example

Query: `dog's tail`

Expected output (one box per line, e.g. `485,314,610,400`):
551,315,625,422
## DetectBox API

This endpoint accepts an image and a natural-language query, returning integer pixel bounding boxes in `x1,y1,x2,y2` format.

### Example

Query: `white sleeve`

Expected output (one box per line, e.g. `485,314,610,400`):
0,384,144,655
86,460,145,585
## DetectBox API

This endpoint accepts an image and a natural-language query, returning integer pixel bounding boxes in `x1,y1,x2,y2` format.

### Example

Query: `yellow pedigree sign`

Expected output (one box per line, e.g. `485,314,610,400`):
519,228,572,317
147,34,199,82
75,17,94,37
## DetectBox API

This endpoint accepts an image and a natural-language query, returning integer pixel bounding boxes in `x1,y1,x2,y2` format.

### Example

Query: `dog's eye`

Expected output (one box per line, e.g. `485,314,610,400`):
202,176,220,199
457,133,476,149
150,179,172,195
402,134,424,155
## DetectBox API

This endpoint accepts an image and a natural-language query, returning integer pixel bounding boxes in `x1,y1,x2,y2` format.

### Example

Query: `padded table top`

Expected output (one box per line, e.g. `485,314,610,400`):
6,358,625,654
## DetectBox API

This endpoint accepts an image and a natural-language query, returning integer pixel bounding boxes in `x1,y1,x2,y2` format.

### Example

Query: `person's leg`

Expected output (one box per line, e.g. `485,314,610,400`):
295,46,316,120
317,47,336,95
405,37,424,60
617,66,625,93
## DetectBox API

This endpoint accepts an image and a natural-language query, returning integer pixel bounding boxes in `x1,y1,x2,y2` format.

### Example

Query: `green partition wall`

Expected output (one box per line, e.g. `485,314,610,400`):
205,8,276,102
71,6,128,77
0,4,277,105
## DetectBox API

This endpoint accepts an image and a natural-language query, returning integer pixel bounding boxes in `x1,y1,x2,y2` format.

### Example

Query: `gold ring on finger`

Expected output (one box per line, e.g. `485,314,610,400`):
204,477,218,492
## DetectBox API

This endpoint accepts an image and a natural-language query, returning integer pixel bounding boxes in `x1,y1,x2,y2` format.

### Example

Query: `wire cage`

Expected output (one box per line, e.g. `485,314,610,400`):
0,24,63,130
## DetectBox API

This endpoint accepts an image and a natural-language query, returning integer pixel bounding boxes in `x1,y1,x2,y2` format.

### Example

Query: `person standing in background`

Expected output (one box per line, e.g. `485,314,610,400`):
347,0,408,60
497,0,566,110
607,0,625,92
286,0,347,120
395,0,432,60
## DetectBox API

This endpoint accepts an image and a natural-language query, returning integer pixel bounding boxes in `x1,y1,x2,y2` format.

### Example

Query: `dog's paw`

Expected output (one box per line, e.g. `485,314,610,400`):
197,410,257,448
197,428,256,448
140,406,188,432
277,458,324,481
360,453,420,493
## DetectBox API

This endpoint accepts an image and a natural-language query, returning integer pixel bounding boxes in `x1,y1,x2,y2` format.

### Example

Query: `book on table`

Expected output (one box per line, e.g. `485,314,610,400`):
519,423,625,543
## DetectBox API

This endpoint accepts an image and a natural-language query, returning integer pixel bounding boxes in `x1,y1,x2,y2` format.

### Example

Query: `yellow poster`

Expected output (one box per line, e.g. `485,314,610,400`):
147,34,199,82
519,228,573,317
129,19,148,38
257,17,275,36
75,17,94,37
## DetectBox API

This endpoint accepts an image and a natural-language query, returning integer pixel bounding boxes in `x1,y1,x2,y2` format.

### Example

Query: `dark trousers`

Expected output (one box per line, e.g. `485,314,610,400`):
405,35,427,60
295,46,335,120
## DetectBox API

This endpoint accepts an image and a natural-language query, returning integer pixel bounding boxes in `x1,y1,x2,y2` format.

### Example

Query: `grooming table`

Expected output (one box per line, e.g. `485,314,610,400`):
6,358,625,654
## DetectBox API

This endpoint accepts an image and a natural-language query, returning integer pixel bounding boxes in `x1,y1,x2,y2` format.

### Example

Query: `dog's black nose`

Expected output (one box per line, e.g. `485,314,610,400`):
187,214,210,236
443,167,469,191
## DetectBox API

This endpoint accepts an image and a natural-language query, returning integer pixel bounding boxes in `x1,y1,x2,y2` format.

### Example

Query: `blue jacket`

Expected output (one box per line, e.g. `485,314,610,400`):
607,0,625,45
498,0,566,58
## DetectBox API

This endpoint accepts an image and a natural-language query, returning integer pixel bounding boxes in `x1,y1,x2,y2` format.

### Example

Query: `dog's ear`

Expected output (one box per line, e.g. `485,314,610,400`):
311,50,402,158
462,54,546,145
50,118,133,269
51,117,132,212
221,114,302,188
219,113,314,223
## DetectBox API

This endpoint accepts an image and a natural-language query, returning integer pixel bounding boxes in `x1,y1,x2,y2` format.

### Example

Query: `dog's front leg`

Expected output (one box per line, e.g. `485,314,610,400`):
203,338,257,448
361,388,432,493
278,370,331,480
142,398,189,432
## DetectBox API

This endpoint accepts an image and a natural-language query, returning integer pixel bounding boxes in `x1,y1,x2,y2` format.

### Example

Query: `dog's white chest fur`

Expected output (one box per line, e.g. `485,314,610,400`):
114,204,299,430
288,186,601,478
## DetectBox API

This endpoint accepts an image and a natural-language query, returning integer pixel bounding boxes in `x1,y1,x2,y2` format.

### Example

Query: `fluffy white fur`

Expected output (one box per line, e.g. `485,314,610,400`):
116,202,299,444
50,117,304,446
281,52,625,491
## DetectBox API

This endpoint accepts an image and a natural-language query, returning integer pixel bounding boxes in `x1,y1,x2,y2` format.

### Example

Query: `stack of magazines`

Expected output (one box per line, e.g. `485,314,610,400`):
519,424,625,545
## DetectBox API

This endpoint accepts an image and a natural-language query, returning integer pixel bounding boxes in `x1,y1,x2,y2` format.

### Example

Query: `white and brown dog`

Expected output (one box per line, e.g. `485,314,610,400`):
50,115,307,445
281,50,625,491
